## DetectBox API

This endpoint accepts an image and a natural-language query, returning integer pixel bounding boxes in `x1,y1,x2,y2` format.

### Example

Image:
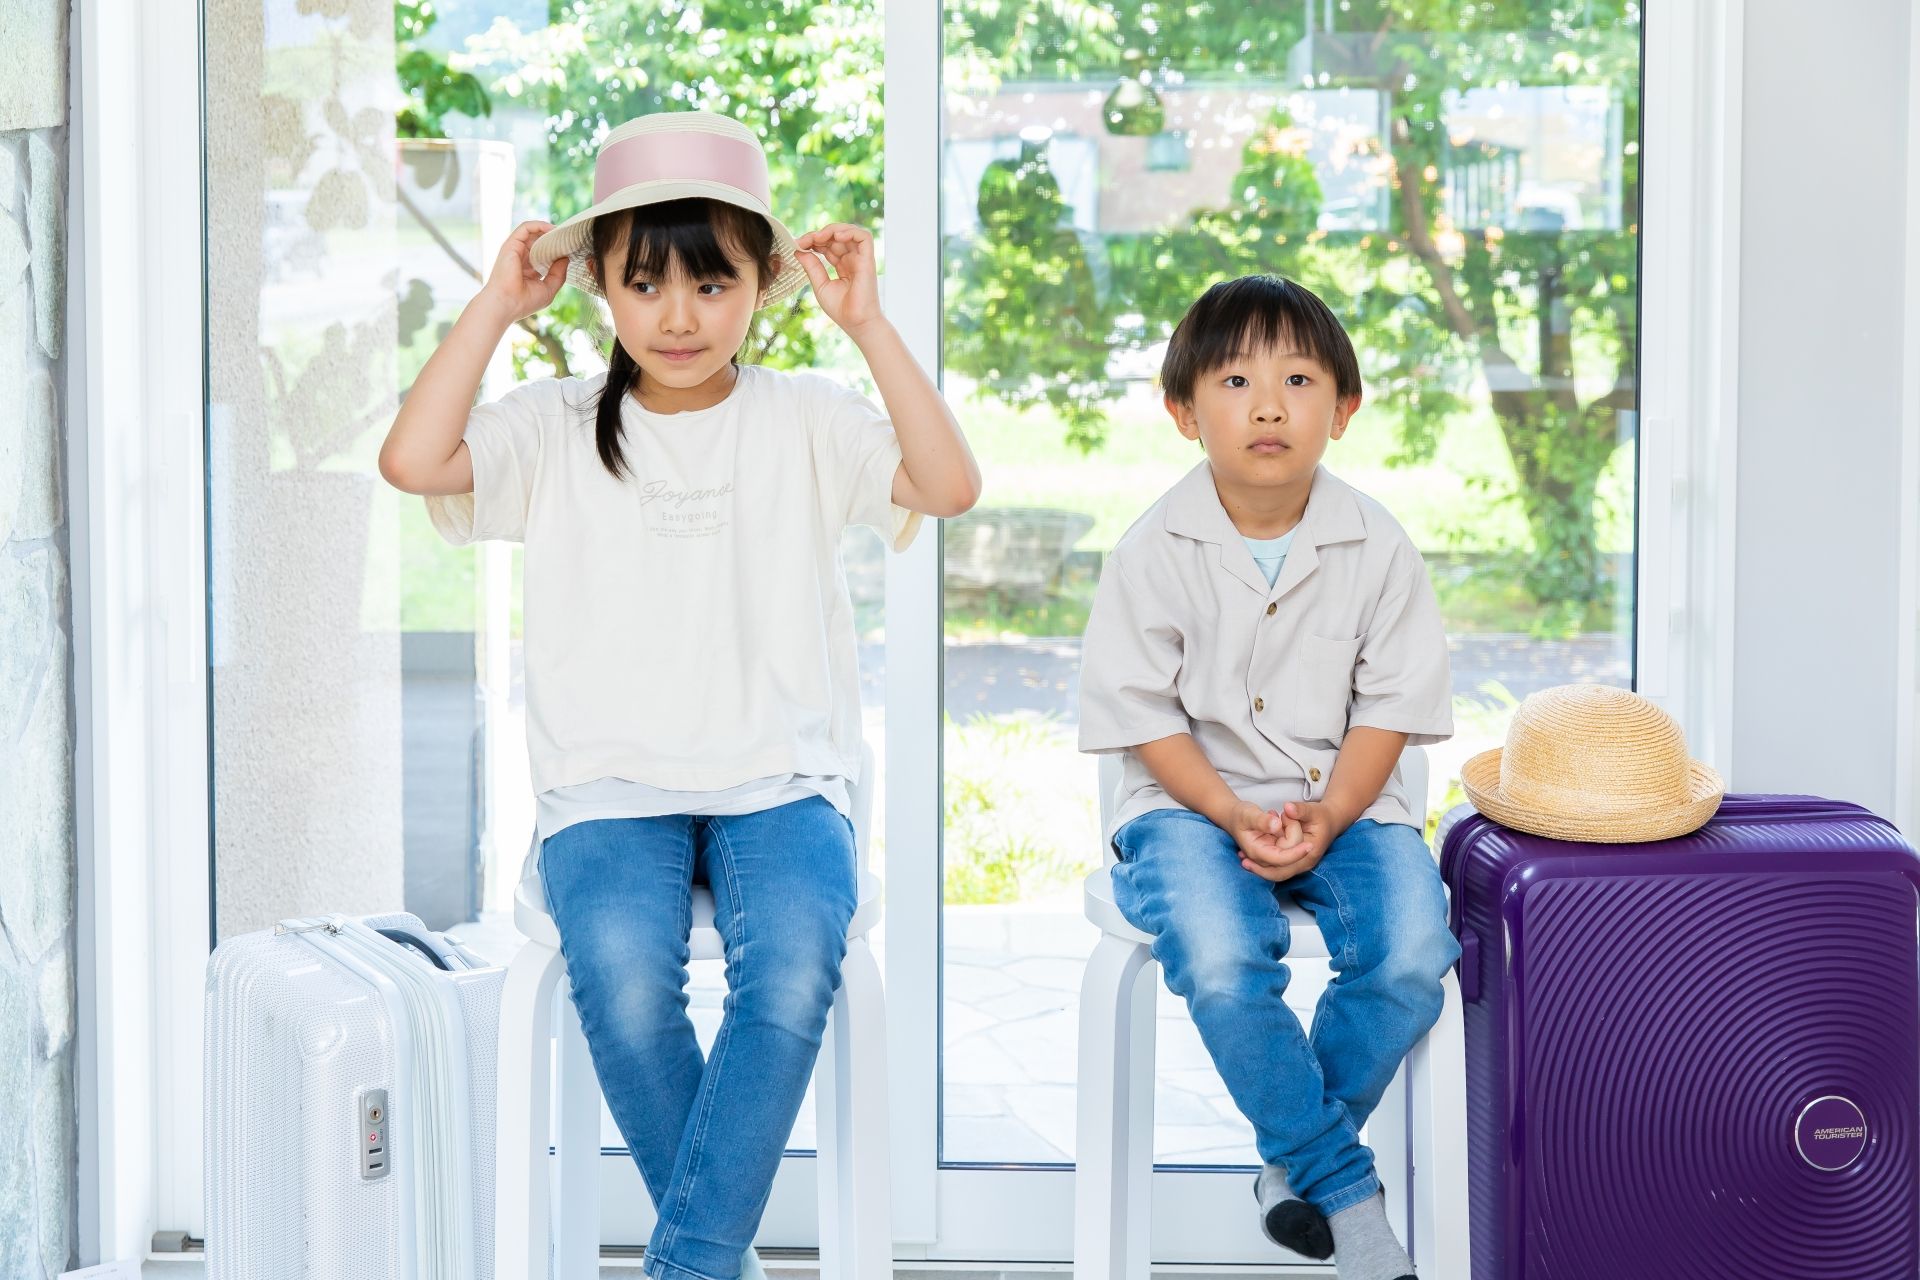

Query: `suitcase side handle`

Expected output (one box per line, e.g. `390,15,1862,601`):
1457,927,1481,1003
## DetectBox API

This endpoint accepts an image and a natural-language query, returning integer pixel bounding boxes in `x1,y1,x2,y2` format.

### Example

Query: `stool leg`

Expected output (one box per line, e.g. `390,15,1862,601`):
1408,966,1471,1278
554,981,601,1279
816,935,893,1280
1371,1058,1413,1247
496,940,563,1280
1075,935,1157,1280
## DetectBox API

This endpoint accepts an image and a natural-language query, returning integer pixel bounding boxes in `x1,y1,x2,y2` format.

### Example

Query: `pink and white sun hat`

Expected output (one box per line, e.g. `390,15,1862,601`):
528,110,809,307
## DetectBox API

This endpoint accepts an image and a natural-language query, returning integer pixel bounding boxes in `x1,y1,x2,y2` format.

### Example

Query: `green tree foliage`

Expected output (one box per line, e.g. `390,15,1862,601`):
395,0,1641,618
395,2,493,138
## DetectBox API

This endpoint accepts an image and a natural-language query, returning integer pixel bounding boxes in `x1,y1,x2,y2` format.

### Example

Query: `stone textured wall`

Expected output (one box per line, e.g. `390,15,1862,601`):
0,0,77,1277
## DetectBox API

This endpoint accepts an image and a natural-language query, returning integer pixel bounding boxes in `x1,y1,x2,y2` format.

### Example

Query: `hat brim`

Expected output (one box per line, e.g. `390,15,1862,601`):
1460,747,1726,844
528,178,810,308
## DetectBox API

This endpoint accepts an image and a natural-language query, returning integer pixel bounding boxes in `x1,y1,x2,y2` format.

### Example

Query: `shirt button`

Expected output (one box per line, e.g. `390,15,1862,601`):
1309,767,1322,782
1266,602,1277,616
1254,697,1264,712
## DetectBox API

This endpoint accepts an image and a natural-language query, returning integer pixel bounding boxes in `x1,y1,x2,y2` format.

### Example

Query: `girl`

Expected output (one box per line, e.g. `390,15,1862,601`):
379,110,980,1280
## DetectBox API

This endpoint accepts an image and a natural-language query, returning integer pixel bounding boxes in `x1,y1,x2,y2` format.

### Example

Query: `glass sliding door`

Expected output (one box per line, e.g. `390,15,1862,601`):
932,0,1642,1258
201,0,889,1246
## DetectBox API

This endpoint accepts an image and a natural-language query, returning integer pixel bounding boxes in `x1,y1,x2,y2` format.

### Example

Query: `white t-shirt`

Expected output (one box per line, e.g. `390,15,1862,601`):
426,362,922,805
533,772,848,842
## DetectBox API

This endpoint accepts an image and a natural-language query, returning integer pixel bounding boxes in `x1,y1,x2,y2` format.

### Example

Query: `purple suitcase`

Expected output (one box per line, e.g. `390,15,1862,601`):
1437,794,1920,1279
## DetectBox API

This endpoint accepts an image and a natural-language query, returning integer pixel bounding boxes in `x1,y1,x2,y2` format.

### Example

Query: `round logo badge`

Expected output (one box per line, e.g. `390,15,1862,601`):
1795,1096,1868,1171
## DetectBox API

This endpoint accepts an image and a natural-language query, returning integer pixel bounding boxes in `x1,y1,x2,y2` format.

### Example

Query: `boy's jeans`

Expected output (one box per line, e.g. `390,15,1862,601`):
538,797,858,1280
1110,808,1460,1215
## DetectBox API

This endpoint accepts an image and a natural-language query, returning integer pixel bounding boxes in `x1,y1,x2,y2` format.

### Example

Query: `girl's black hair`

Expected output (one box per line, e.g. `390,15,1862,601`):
1159,274,1362,406
589,197,779,479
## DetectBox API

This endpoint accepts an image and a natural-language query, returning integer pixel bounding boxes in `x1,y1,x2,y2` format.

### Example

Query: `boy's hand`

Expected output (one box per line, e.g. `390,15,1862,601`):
1225,799,1287,867
1239,800,1338,883
794,223,884,337
478,220,569,322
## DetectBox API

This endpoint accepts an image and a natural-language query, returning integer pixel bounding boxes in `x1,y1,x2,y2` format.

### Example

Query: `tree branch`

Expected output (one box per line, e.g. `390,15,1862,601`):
1590,304,1638,413
1389,118,1536,411
396,179,573,376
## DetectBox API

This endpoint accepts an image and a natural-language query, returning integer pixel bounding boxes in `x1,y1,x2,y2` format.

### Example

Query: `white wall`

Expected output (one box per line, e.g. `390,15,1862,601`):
1732,0,1915,818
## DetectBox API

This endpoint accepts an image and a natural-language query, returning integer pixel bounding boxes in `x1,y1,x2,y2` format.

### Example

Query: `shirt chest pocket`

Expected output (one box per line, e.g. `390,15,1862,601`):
1288,632,1362,741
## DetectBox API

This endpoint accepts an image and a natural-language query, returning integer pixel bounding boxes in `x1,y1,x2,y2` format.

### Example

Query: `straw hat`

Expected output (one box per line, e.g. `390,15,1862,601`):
1461,684,1725,843
528,111,809,307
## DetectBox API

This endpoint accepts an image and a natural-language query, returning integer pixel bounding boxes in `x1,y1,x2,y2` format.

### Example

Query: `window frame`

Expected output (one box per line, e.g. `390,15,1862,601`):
72,0,1745,1263
70,0,212,1262
1897,1,1920,842
890,0,1747,1262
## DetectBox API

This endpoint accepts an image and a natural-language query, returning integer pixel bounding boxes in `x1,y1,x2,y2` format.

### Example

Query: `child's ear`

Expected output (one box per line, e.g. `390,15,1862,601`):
1329,391,1363,439
1164,392,1202,443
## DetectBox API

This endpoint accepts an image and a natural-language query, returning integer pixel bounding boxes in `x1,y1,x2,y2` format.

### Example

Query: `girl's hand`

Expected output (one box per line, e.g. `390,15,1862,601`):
795,223,885,338
478,220,569,322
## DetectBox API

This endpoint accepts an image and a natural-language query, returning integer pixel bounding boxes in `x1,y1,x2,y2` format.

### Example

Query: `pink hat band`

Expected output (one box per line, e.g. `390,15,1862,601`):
592,130,771,206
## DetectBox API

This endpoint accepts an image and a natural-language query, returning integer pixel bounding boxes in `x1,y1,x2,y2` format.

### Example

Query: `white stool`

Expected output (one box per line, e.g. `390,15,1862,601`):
1072,748,1470,1278
494,743,893,1280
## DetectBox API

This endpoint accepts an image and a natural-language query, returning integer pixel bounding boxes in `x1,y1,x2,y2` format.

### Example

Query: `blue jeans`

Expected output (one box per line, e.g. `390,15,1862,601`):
1110,809,1460,1216
538,796,858,1280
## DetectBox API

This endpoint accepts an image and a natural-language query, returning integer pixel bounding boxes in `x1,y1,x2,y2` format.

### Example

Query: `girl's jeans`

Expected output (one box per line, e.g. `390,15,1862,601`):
538,796,858,1280
1110,809,1461,1216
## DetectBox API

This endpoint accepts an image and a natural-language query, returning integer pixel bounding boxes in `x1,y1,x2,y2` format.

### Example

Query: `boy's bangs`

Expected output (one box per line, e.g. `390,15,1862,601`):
1217,310,1314,371
1161,274,1362,403
1203,282,1341,376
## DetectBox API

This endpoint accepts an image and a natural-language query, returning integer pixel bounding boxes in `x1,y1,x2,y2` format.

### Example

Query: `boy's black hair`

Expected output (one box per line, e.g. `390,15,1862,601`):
589,197,780,479
1159,275,1362,406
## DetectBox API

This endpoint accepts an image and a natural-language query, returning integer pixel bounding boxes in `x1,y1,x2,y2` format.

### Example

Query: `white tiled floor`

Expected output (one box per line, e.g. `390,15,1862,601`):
144,1261,1339,1278
470,695,1344,1171
451,895,1312,1168
940,896,1339,1166
454,865,1347,1171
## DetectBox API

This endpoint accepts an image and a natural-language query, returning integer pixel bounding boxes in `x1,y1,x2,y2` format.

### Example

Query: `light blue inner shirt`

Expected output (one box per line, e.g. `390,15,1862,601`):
1242,525,1300,587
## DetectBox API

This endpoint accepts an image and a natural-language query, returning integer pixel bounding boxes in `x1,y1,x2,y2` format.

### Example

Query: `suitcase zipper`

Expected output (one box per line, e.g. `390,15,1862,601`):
1442,797,1889,900
297,917,478,1280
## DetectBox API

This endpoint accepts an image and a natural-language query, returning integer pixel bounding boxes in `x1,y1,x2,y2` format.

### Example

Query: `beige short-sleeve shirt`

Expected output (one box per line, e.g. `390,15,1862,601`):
1078,460,1452,847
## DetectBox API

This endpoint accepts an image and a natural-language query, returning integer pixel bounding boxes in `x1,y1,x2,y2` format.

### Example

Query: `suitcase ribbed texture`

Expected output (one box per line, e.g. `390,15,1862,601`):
1441,796,1920,1280
205,912,504,1280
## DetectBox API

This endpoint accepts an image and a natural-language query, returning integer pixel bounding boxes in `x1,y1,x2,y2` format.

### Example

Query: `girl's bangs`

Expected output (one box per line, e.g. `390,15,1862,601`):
612,199,759,285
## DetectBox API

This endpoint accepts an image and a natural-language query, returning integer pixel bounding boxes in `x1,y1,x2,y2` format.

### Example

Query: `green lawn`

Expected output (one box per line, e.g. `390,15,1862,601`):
388,365,1637,637
952,380,1635,559
941,380,1634,638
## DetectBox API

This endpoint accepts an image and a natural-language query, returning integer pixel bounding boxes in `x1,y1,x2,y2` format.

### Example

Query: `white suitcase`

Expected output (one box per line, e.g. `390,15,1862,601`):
204,911,505,1280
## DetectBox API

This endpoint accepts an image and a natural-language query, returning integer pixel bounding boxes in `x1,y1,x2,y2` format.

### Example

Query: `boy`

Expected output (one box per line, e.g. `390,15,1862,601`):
1078,276,1459,1280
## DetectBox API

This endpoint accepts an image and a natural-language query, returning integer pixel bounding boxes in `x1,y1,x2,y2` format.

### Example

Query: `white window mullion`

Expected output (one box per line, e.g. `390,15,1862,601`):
71,0,212,1262
1896,0,1920,839
882,0,946,1249
146,0,215,1236
1636,0,1742,778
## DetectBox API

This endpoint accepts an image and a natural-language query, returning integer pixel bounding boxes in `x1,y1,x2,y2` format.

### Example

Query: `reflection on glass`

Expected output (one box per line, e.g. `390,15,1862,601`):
939,0,1641,1166
206,0,887,1156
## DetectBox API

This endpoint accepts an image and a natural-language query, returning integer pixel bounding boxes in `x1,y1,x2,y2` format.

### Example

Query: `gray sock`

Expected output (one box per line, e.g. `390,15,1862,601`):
1328,1192,1415,1280
739,1246,769,1280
